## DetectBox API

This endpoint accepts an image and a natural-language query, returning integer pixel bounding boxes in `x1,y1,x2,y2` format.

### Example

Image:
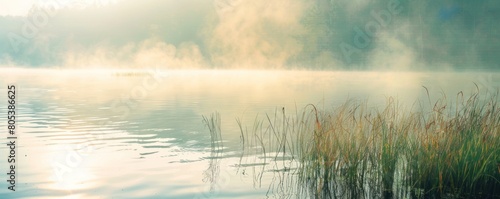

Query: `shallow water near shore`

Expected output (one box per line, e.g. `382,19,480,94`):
0,69,499,198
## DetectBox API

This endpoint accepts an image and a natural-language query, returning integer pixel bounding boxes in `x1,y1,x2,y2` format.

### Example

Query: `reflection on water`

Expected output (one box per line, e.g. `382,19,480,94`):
0,69,498,198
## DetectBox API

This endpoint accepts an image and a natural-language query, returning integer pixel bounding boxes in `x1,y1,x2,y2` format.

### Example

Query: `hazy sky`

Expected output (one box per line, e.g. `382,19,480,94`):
0,0,499,70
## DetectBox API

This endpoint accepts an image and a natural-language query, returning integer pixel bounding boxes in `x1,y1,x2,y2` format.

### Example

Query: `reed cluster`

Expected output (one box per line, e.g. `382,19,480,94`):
231,91,500,198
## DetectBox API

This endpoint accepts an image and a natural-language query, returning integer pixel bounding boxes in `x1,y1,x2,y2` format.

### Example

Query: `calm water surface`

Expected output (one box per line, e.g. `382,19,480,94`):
0,69,498,198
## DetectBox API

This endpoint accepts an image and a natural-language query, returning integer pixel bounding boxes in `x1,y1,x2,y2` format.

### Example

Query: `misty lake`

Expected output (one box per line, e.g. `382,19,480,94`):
0,69,498,198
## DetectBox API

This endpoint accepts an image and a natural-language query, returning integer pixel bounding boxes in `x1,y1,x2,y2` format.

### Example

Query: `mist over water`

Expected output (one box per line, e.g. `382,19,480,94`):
1,0,499,71
0,69,499,198
1,0,500,198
